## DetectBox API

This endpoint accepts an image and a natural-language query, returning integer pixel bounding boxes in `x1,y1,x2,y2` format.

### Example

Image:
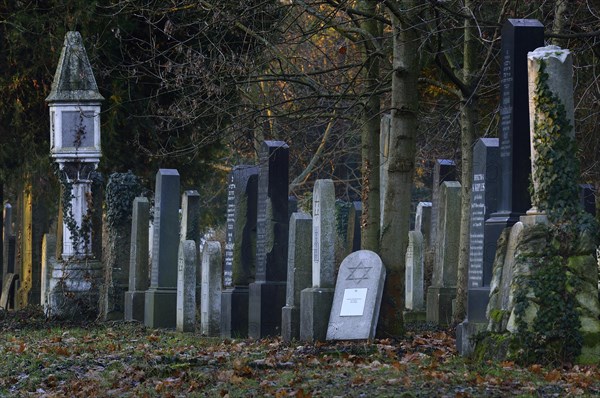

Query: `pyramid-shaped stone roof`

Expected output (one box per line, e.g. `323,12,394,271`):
46,31,104,102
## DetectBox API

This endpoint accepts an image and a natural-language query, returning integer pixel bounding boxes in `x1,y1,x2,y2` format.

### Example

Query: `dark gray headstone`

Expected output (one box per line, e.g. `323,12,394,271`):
145,169,180,328
125,197,150,322
249,141,289,338
221,165,258,338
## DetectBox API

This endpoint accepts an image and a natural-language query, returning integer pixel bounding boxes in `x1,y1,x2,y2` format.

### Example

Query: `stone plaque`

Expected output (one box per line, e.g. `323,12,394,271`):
340,288,368,316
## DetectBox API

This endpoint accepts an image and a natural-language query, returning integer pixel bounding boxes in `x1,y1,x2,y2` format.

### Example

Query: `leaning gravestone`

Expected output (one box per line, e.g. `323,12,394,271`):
301,179,336,342
456,138,500,354
281,213,312,342
426,181,461,325
249,141,289,338
145,169,180,328
176,240,196,332
124,197,150,322
405,230,424,312
201,241,222,336
221,165,258,338
326,250,386,340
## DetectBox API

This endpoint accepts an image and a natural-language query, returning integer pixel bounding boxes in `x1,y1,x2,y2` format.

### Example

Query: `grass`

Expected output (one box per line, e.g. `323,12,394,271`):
0,307,599,397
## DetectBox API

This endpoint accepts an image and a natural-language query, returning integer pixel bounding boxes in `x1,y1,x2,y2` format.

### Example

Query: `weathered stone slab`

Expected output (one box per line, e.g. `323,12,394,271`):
177,240,197,332
124,197,150,322
201,241,222,336
430,159,456,250
415,202,432,250
282,213,312,342
326,250,386,340
405,230,424,311
249,141,289,338
145,169,180,329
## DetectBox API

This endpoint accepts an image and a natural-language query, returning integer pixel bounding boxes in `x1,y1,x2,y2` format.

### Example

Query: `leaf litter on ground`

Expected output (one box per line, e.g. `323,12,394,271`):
0,306,599,397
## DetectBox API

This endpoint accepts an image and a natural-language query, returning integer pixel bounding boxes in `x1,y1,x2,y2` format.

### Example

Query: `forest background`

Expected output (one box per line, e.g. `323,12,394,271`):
0,0,599,336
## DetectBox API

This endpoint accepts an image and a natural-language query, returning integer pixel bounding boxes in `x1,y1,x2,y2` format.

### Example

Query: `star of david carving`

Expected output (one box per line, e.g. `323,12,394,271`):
346,261,372,285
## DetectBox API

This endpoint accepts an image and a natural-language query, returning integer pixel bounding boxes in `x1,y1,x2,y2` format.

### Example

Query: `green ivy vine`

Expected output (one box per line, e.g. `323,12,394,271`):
105,171,143,231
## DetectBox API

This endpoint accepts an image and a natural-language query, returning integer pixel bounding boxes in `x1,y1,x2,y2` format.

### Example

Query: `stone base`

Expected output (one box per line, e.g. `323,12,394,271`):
467,287,491,323
124,290,146,322
456,319,487,356
426,286,456,325
144,288,177,328
221,286,249,338
300,288,334,342
46,258,102,319
248,281,286,338
403,310,426,324
281,305,299,342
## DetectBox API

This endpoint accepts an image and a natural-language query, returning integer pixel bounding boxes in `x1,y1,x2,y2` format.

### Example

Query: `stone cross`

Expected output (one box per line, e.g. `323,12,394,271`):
145,169,180,328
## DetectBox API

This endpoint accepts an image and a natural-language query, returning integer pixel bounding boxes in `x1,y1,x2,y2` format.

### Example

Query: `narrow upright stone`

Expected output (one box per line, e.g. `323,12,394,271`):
426,181,461,325
282,213,312,342
180,190,201,310
40,234,57,308
415,202,432,250
430,160,456,252
405,230,424,311
201,241,222,336
221,165,258,338
176,240,197,332
249,141,289,338
145,169,180,328
301,179,336,341
125,197,150,322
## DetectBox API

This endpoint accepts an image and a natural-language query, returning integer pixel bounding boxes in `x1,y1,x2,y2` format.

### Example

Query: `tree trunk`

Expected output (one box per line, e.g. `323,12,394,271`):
378,0,419,338
359,0,381,252
453,0,478,324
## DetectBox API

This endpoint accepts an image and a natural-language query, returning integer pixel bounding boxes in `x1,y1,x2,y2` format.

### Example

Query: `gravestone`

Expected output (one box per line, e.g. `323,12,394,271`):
180,190,202,311
430,160,456,250
579,184,596,216
201,241,222,336
484,19,543,256
456,138,500,354
221,165,258,338
415,202,432,250
124,197,150,322
40,234,57,308
145,169,180,328
405,230,424,311
426,181,461,325
301,179,336,342
281,213,312,342
176,240,196,332
249,141,289,338
326,250,386,340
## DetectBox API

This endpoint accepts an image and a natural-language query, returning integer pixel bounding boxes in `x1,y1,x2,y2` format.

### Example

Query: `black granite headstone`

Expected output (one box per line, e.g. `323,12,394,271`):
249,141,289,338
221,165,258,338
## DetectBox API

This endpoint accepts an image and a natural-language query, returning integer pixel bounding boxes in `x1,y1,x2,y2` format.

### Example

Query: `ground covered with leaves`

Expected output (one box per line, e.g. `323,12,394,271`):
1,307,600,397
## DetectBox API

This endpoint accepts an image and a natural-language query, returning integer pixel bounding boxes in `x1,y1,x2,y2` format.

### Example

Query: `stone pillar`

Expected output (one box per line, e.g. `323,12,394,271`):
282,213,312,342
430,160,456,250
200,241,222,336
221,165,258,338
415,202,432,250
249,141,289,338
301,179,336,341
124,197,150,322
180,190,201,312
426,181,461,325
145,169,180,328
177,240,197,332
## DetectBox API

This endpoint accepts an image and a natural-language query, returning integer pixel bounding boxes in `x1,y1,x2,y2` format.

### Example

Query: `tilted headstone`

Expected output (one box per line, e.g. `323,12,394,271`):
326,250,386,340
176,240,197,332
484,19,543,253
430,160,456,252
221,165,258,338
282,213,312,342
415,202,432,250
405,230,424,311
124,197,150,322
249,141,289,338
426,181,461,325
201,241,222,336
145,169,180,328
301,179,336,342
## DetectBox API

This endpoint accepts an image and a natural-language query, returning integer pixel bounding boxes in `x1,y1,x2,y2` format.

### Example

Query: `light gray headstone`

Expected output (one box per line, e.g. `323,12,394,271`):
415,202,432,249
312,179,336,288
405,230,424,311
432,181,462,288
201,241,222,336
125,197,150,321
177,240,197,332
326,250,386,340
